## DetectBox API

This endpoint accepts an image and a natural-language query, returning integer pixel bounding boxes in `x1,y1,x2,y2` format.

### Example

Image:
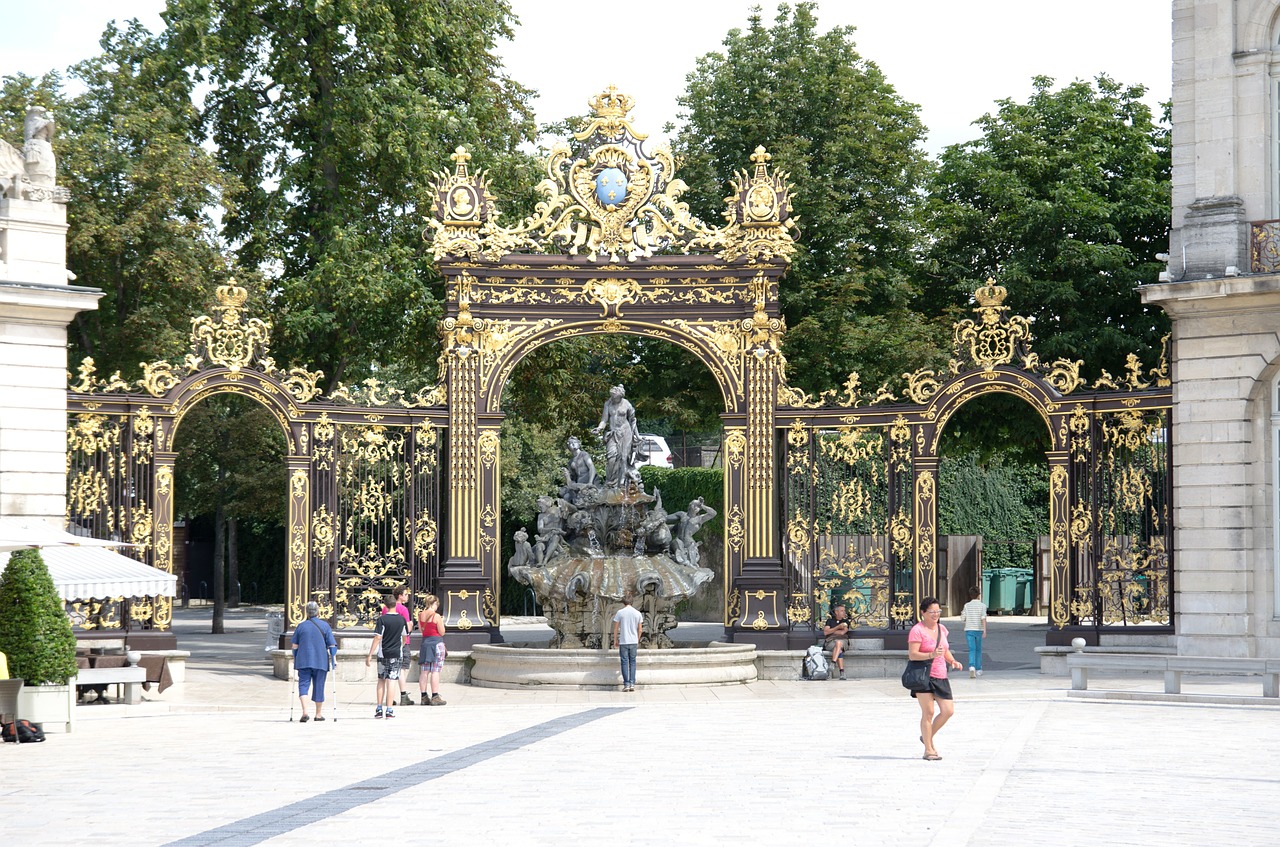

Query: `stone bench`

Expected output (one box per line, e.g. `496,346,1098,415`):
75,666,146,705
1066,653,1280,697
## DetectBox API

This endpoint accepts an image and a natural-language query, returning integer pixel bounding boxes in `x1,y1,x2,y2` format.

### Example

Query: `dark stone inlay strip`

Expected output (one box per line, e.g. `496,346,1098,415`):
164,706,629,846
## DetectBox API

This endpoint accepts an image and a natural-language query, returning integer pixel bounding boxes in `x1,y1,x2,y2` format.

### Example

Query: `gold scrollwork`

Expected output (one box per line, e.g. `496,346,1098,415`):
413,510,438,559
786,593,812,625
478,429,500,469
726,505,745,553
725,588,742,623
312,504,337,558
724,429,747,468
425,90,794,266
190,281,272,373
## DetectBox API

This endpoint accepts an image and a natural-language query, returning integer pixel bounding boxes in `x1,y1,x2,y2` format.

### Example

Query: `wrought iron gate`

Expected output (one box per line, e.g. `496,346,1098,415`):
780,283,1173,637
65,282,448,632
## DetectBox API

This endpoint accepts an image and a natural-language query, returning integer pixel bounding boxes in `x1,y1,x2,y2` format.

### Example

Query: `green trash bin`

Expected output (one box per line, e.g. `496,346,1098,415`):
984,569,1008,614
1011,568,1034,614
994,568,1021,614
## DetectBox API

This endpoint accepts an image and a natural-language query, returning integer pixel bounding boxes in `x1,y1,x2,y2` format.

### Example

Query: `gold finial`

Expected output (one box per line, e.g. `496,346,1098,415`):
588,85,635,119
451,146,472,178
751,145,772,178
215,279,248,310
974,279,1007,309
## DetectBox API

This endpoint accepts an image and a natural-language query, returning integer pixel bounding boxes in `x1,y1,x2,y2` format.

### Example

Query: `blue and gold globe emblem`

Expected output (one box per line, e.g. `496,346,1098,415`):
595,167,628,209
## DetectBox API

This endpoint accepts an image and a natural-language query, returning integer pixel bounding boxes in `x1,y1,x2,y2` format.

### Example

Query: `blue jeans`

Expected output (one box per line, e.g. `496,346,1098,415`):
966,630,983,671
618,643,638,687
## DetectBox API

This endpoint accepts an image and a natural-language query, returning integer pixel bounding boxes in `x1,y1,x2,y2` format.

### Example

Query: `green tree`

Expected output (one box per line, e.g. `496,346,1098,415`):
924,75,1171,379
174,394,287,632
0,21,234,380
0,549,78,686
671,2,941,394
162,0,537,387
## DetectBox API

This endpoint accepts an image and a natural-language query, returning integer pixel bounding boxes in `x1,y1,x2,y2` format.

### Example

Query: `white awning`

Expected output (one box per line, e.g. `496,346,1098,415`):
0,517,174,600
35,545,177,601
0,517,134,553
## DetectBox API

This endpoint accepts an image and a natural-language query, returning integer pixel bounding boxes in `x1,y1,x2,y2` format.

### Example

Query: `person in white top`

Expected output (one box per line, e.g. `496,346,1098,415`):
961,585,988,677
612,595,644,692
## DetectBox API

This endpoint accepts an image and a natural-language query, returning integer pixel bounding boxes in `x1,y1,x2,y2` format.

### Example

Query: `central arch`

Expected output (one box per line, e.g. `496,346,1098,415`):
486,320,739,416
433,256,790,647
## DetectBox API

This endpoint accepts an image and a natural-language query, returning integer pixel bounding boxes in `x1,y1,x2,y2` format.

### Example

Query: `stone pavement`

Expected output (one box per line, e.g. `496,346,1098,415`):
1,607,1276,846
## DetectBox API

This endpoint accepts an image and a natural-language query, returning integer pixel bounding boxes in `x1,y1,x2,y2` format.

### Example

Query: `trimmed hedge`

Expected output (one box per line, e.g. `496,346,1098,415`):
0,548,77,685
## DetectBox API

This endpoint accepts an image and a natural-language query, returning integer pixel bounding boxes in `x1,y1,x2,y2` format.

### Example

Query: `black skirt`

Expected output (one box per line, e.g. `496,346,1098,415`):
910,676,953,700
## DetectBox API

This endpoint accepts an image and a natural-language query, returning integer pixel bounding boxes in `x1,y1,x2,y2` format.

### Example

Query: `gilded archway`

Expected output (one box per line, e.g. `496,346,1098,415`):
66,282,448,634
780,282,1172,641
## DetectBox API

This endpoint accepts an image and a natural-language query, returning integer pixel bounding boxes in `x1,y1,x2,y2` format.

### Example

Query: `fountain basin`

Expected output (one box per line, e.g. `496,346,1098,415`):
470,641,757,689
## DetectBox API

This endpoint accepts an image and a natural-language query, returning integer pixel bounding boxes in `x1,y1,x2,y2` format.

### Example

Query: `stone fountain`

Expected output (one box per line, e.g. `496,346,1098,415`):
470,385,756,689
508,385,716,648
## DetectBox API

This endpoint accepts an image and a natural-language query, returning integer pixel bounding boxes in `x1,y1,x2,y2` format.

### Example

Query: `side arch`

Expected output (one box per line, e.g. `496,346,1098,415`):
923,367,1064,455
166,369,299,451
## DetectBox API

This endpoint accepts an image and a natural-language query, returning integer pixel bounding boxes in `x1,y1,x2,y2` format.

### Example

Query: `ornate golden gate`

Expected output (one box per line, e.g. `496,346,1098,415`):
780,284,1173,642
424,88,800,647
65,87,1173,648
65,283,447,634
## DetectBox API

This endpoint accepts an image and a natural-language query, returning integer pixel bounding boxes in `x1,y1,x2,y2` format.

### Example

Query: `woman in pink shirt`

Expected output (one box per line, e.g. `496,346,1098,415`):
908,596,963,761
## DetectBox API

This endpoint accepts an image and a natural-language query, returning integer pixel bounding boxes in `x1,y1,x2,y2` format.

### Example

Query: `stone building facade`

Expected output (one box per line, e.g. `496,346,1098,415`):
0,117,101,525
1142,0,1280,657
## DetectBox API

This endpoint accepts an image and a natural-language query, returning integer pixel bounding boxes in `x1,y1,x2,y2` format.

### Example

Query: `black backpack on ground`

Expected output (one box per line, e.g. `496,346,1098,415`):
2,719,46,742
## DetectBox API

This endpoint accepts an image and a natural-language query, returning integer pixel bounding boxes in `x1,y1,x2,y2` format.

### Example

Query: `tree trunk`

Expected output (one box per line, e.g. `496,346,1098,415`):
228,516,240,607
212,499,225,634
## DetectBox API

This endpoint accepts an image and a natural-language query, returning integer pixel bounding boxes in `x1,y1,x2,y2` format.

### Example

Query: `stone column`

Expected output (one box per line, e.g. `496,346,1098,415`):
0,191,100,526
1142,276,1280,657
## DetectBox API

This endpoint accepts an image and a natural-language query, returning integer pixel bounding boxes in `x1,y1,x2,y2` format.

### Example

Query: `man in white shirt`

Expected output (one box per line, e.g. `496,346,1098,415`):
612,595,644,692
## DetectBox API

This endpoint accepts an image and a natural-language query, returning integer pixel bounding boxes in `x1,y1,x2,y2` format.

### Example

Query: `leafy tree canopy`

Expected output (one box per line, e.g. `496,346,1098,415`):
173,394,288,523
161,0,538,388
924,75,1171,379
671,2,942,394
0,21,235,381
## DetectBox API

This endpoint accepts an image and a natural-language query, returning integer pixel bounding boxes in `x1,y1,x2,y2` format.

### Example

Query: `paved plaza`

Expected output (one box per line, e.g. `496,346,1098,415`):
1,609,1275,846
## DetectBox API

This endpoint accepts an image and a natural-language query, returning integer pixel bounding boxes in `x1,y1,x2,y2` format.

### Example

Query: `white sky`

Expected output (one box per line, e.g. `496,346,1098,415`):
0,0,1172,156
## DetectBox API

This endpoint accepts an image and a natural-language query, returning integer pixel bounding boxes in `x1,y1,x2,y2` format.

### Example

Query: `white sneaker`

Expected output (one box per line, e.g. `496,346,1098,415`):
968,666,976,679
976,670,983,677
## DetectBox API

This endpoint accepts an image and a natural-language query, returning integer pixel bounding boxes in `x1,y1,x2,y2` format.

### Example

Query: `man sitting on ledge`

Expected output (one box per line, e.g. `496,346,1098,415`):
823,603,851,681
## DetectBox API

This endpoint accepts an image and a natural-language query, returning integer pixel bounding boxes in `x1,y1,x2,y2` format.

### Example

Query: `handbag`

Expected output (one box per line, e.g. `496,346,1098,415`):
901,659,932,692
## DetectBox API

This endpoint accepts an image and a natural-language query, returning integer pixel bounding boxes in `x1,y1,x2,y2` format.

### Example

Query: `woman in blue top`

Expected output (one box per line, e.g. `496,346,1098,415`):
291,601,338,722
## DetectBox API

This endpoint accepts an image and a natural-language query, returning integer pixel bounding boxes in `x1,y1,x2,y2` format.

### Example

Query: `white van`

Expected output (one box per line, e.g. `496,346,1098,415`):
637,434,674,468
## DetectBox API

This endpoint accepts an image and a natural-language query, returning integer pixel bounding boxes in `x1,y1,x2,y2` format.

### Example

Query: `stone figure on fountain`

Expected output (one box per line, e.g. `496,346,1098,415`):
560,435,598,504
508,388,715,648
595,384,642,488
667,497,718,568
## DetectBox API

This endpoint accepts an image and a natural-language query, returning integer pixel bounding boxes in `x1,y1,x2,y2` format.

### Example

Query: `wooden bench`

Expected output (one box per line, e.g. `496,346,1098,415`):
75,666,147,705
1067,653,1280,698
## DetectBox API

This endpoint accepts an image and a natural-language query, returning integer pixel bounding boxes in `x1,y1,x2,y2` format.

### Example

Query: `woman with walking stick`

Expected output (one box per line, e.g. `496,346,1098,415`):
291,601,338,722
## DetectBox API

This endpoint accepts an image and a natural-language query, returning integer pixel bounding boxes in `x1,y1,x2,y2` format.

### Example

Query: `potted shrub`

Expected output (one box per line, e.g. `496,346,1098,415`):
0,548,78,732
